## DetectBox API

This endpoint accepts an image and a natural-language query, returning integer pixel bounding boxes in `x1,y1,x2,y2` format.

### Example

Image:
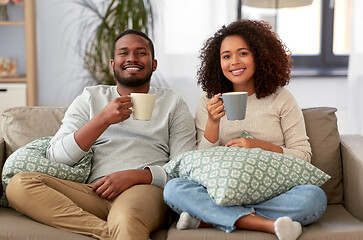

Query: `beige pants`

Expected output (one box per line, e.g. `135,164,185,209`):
6,172,170,240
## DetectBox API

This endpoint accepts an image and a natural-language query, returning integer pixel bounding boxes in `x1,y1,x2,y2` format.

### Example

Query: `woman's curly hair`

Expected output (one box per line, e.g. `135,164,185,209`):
197,19,292,99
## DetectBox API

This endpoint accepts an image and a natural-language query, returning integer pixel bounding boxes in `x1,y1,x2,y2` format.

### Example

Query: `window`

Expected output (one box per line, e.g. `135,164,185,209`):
238,0,351,75
160,0,236,55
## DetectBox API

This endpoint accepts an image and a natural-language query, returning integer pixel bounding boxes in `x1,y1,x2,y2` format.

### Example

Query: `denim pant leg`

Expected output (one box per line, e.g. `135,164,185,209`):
164,178,327,232
164,178,254,232
249,184,327,226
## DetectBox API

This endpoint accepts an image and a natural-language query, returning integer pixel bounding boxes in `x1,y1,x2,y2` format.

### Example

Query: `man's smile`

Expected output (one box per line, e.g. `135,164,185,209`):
123,64,144,73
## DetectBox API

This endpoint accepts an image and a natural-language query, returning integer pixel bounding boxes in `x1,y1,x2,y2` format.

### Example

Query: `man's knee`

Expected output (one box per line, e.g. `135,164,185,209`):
6,172,42,200
108,185,169,240
108,207,149,240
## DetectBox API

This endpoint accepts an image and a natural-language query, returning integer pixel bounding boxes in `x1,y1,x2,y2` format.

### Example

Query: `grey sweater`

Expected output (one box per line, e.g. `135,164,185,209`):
46,85,197,187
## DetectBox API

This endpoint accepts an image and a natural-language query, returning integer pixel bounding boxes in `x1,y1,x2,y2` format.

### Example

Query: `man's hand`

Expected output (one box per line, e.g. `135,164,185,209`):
99,96,133,125
74,96,133,152
92,169,152,200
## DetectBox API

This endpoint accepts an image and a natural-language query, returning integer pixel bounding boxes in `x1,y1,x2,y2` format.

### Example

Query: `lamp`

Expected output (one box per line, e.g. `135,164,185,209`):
242,0,313,9
238,0,314,31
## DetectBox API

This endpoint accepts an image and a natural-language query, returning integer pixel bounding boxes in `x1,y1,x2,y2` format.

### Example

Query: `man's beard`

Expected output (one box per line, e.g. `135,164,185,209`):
114,67,152,87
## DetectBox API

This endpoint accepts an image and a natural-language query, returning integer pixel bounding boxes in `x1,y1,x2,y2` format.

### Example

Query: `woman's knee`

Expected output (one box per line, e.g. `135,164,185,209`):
299,185,327,208
294,185,327,225
163,178,186,202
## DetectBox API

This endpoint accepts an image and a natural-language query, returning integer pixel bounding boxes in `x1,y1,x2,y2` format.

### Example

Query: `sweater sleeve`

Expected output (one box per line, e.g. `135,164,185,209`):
46,89,91,166
149,93,196,188
195,93,220,149
278,89,312,162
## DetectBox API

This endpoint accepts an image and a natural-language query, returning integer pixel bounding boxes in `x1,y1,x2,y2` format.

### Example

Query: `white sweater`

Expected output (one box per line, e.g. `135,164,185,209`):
46,85,197,187
195,87,312,162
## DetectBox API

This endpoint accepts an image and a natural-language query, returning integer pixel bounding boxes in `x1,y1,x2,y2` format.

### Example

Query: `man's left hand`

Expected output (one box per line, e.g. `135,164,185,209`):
92,169,152,200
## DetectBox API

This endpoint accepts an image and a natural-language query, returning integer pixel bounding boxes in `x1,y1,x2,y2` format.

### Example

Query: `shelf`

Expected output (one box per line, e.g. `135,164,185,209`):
0,76,26,83
0,0,36,106
0,21,25,25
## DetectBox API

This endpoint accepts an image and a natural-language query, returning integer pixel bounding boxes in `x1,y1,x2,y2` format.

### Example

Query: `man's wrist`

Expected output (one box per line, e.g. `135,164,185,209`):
135,169,152,185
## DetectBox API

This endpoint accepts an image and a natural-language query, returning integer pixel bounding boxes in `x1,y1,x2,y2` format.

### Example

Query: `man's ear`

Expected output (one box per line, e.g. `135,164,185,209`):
111,59,114,69
152,59,157,72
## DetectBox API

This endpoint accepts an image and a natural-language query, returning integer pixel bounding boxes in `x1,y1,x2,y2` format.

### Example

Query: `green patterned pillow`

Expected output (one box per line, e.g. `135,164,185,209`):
1,136,92,207
164,146,330,206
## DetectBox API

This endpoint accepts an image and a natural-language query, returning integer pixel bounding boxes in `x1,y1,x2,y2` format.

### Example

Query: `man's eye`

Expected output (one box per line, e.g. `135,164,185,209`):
119,52,127,55
138,52,146,55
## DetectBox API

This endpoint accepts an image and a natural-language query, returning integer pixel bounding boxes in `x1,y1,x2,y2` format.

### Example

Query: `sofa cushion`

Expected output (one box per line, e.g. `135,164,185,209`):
1,106,67,158
1,136,92,207
164,146,330,206
166,205,363,240
0,208,95,240
302,107,343,204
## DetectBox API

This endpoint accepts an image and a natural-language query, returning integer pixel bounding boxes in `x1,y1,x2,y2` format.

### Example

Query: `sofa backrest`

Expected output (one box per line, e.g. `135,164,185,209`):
1,106,67,158
302,107,343,204
0,106,343,205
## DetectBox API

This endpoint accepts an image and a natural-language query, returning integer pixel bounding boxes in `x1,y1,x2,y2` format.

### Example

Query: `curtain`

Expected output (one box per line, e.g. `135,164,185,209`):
347,0,363,135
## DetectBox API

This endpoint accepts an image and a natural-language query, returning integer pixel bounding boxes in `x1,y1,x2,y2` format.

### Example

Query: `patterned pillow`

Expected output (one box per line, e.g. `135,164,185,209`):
1,136,92,207
164,146,330,206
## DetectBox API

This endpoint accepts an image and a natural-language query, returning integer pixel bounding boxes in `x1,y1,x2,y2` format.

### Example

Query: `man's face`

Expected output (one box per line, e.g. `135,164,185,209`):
111,34,157,87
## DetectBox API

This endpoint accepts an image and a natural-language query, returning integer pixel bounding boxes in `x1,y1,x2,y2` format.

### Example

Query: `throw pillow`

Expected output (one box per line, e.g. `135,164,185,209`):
164,146,330,206
1,136,92,207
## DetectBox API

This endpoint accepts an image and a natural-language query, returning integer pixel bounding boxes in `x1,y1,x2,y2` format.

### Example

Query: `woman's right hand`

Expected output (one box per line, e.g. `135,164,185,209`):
206,93,225,122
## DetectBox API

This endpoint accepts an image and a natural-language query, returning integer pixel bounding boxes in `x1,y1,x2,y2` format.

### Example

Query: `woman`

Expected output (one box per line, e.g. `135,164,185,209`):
163,20,327,240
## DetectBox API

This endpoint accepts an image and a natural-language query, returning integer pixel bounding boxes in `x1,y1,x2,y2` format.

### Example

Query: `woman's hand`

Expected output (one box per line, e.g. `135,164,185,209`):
206,93,225,122
225,138,283,154
204,94,225,143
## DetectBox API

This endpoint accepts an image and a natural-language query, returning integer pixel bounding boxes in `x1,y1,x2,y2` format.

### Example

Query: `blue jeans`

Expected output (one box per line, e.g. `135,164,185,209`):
163,178,327,232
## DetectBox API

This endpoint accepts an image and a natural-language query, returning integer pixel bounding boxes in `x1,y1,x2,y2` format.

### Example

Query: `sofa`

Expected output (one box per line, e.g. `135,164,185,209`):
0,106,363,240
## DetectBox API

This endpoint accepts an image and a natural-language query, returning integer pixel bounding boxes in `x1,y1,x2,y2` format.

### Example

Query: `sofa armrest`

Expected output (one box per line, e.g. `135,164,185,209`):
0,137,5,198
340,134,363,221
0,137,4,175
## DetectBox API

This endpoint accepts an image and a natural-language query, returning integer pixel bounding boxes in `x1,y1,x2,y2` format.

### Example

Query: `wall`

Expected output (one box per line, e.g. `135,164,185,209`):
34,0,352,134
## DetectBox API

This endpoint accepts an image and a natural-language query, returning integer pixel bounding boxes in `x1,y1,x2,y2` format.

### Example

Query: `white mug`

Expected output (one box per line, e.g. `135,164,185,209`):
130,93,156,121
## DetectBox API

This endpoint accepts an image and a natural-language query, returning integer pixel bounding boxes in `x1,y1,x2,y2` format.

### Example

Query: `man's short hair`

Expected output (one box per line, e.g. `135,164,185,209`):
112,29,155,59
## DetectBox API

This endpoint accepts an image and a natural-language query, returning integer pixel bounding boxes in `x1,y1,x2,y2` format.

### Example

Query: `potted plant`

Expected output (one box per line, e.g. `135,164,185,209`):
74,0,154,85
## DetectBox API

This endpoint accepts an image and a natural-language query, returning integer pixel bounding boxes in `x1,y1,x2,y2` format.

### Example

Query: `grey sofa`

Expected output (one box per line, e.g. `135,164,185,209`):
1,106,363,240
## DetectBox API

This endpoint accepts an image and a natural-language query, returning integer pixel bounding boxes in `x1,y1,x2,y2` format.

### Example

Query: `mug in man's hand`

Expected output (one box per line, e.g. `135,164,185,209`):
130,93,156,121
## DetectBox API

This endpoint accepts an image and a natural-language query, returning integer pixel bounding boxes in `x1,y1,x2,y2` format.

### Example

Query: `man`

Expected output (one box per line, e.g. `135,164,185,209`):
6,30,196,240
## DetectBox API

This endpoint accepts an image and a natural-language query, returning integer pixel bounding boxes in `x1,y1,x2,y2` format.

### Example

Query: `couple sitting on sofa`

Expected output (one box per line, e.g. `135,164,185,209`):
4,20,327,240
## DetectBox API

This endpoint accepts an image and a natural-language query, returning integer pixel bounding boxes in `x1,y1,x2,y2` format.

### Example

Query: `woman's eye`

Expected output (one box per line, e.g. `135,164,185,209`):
240,52,247,56
222,55,230,59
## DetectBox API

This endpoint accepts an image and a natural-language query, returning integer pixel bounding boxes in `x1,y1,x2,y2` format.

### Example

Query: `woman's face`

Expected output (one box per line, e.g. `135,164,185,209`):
220,35,255,91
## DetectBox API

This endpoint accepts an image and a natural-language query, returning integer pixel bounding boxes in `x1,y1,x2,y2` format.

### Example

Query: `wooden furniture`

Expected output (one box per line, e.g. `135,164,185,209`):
0,0,37,106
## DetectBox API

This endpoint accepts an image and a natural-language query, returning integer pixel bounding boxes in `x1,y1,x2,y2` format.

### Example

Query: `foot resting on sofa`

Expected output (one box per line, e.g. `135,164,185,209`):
176,212,302,240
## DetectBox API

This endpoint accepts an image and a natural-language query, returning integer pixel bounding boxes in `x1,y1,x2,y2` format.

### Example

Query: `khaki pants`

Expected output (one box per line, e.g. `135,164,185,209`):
6,172,169,240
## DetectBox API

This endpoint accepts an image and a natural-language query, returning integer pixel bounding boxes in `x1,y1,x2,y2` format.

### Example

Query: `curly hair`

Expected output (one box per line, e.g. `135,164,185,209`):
197,19,292,99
